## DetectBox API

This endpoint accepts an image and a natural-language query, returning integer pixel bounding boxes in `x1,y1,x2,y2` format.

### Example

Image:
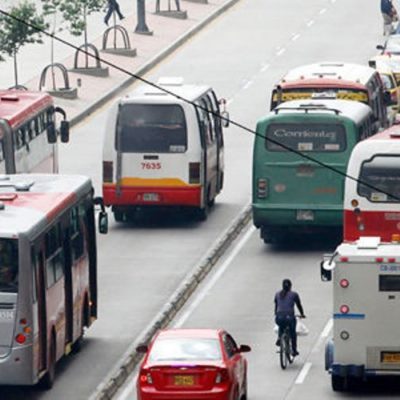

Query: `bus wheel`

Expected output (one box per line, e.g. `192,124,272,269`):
113,210,124,223
331,374,346,392
39,335,56,390
196,205,208,221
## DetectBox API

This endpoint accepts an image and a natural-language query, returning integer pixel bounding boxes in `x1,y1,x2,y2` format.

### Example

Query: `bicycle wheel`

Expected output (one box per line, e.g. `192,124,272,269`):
279,333,288,369
287,337,294,364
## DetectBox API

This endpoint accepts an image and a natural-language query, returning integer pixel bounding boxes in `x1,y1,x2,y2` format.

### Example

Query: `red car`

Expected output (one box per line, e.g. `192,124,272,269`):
136,328,251,400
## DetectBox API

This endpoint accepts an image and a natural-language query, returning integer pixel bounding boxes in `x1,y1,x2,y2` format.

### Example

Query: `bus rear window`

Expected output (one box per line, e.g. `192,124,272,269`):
380,275,400,291
358,156,400,203
265,123,346,152
0,239,18,292
116,104,187,153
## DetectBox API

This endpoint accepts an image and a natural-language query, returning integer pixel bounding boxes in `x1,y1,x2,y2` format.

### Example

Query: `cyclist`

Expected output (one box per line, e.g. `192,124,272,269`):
274,279,305,356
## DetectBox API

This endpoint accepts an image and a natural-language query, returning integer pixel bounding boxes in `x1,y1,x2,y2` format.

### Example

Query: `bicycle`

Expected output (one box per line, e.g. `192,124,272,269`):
277,315,306,370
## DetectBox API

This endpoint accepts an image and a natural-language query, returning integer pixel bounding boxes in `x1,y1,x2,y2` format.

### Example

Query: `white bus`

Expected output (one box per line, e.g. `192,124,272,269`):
0,174,107,388
0,90,69,174
102,78,229,222
344,125,400,242
321,236,400,391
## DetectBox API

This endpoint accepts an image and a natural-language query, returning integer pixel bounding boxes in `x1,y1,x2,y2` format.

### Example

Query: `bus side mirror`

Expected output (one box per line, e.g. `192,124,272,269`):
320,259,335,282
384,91,395,106
47,121,57,144
376,44,385,51
60,120,70,143
136,344,148,353
98,211,108,234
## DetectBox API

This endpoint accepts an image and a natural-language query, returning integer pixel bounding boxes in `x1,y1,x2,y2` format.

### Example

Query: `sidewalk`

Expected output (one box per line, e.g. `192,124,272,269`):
2,0,240,126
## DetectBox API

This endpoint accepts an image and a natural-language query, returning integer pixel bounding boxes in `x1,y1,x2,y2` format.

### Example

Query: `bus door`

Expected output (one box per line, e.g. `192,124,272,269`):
62,224,73,348
115,103,190,204
35,250,47,372
197,96,218,202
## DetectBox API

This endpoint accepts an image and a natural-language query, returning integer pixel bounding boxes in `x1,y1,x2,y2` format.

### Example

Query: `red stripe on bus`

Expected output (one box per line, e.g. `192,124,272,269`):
103,185,201,207
5,192,77,220
344,209,400,242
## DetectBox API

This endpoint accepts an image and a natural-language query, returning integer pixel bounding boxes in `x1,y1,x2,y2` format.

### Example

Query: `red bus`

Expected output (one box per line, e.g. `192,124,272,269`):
0,174,107,388
344,125,400,242
0,90,69,175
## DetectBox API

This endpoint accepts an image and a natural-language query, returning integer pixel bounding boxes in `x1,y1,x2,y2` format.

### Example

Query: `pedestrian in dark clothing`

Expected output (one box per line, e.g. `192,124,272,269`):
274,279,305,357
381,0,398,35
104,0,124,26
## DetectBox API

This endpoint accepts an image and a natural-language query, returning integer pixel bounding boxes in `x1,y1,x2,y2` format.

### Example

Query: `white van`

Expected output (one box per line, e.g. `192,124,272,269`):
102,78,229,221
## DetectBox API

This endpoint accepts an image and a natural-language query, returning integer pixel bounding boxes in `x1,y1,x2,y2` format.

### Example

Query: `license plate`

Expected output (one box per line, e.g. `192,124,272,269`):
142,193,159,202
174,375,194,386
382,352,400,363
296,210,314,221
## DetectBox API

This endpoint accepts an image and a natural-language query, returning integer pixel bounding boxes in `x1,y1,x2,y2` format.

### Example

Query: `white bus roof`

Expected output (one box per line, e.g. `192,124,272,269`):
0,174,92,237
272,99,372,123
280,62,376,86
337,237,400,259
121,78,212,104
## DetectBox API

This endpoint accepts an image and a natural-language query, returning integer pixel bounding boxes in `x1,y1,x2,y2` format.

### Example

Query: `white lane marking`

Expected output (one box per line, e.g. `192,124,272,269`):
276,47,286,56
174,225,256,328
307,20,314,27
261,63,270,72
331,0,336,3
295,361,312,384
319,8,327,15
321,318,333,338
243,80,253,90
291,33,300,41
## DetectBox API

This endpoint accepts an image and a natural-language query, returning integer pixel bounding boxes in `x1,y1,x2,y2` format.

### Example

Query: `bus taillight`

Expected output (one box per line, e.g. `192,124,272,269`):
340,305,349,314
257,179,268,199
103,161,113,183
340,279,349,288
189,162,200,184
15,334,26,344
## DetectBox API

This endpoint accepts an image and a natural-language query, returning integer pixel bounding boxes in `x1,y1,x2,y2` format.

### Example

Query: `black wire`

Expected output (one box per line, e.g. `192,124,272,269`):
1,8,399,202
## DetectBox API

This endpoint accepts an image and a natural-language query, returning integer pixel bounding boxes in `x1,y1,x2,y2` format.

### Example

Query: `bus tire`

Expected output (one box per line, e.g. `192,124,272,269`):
325,339,334,371
113,210,124,223
331,374,346,392
40,334,56,390
196,205,208,221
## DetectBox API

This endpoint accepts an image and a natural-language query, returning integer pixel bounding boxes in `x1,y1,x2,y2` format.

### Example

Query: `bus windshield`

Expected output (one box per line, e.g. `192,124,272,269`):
0,239,18,292
358,156,400,202
265,123,347,152
116,104,187,153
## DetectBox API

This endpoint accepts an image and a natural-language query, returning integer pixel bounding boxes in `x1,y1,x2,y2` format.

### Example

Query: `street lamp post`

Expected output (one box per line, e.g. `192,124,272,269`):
135,0,153,35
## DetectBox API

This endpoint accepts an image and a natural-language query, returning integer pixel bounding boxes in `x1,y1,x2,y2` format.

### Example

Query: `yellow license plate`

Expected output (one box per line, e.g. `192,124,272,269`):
382,352,400,363
174,375,194,386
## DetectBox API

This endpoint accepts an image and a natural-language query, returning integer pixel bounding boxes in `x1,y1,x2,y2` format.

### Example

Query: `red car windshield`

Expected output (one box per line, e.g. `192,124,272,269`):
149,338,221,362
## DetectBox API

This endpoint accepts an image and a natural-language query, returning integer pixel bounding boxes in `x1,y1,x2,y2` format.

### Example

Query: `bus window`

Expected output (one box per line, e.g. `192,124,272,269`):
0,239,18,292
265,123,347,152
70,206,84,261
358,156,400,202
200,97,215,142
45,224,64,288
116,104,187,153
31,247,38,303
0,139,4,162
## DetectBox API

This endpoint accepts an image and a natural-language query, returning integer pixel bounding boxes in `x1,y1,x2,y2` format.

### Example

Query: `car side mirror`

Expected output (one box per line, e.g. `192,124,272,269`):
384,90,395,106
60,120,70,143
98,211,108,234
238,344,251,353
47,121,57,144
136,344,148,353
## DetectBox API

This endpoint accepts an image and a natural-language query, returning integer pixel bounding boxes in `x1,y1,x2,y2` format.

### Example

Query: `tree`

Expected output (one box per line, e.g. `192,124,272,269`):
0,1,48,89
42,0,105,68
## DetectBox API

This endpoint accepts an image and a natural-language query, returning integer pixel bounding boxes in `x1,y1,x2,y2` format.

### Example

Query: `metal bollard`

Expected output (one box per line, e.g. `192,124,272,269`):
135,0,153,35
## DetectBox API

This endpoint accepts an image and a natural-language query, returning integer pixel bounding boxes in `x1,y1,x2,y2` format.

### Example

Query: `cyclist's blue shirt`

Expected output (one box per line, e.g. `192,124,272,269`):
382,0,393,14
274,291,301,316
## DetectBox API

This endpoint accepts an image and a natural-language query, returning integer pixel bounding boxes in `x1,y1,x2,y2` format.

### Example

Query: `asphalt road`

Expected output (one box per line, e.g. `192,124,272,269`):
0,0,388,399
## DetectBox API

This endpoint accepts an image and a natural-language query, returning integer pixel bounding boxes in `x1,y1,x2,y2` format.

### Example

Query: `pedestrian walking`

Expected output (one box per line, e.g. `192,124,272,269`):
381,0,398,35
104,0,125,26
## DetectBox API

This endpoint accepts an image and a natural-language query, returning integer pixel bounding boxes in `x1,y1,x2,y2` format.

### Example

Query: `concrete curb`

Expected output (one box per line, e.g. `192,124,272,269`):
89,203,251,400
69,0,241,128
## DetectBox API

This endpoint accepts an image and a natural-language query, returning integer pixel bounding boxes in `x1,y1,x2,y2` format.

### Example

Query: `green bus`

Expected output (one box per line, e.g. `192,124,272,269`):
252,99,374,243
